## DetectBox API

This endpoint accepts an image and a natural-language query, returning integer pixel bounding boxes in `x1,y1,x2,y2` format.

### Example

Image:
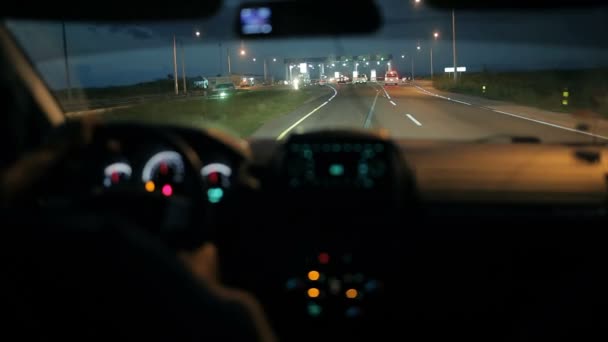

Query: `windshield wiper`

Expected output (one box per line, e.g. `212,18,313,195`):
475,135,542,144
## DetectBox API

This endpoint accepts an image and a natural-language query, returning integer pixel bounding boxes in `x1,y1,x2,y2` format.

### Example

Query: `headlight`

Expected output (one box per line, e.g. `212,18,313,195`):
220,91,227,97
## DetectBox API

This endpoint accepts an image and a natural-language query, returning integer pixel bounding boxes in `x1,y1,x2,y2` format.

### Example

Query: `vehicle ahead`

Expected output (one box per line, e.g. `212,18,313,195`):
384,71,399,85
354,74,368,84
209,82,236,99
337,74,350,83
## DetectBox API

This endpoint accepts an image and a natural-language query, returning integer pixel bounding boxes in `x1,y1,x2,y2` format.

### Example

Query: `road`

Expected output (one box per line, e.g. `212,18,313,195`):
253,82,608,144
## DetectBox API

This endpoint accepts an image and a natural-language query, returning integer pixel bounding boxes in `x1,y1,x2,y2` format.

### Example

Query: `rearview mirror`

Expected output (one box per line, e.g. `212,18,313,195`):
236,1,381,38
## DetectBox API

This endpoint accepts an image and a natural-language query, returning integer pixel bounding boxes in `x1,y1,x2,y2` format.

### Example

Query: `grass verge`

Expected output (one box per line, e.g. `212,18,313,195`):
433,69,608,117
96,86,331,137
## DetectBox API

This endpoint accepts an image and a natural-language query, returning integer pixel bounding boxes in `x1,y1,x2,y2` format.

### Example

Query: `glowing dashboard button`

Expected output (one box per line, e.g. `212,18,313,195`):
145,181,155,192
345,288,358,299
307,288,320,298
307,270,320,281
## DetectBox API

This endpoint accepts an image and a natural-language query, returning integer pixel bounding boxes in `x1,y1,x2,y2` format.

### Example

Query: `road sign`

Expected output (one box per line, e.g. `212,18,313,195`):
444,67,467,72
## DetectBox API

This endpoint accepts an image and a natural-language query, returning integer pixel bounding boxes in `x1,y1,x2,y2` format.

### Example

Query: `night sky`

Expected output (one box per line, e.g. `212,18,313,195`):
6,0,608,89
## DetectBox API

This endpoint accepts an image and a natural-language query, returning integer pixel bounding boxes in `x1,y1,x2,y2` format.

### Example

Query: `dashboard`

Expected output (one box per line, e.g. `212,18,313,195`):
75,125,250,206
42,122,608,341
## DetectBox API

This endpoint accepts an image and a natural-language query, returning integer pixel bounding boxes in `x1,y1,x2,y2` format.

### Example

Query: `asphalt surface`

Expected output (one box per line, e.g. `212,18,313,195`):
253,82,606,144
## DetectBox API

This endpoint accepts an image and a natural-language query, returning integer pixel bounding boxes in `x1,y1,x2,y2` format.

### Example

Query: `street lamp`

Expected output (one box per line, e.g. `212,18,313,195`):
401,55,405,59
195,31,201,37
240,49,246,56
273,58,277,62
253,58,256,62
413,1,457,81
431,31,439,79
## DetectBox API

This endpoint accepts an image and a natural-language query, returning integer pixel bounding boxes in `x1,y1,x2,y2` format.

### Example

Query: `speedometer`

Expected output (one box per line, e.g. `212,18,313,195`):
103,162,132,187
142,151,185,187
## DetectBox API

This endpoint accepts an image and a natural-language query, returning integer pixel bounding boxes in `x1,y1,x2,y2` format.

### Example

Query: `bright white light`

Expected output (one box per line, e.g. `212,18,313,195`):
381,57,384,61
377,61,380,65
201,163,232,177
331,63,335,67
417,46,421,50
293,79,299,90
401,55,405,59
104,162,132,178
342,63,346,67
366,62,369,65
345,59,348,62
253,58,256,62
195,31,201,37
273,58,277,62
299,62,307,73
434,32,439,38
240,49,246,56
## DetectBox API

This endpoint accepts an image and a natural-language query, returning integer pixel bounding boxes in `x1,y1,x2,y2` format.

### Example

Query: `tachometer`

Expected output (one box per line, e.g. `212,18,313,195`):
201,163,232,203
201,163,232,187
142,151,185,186
103,162,132,187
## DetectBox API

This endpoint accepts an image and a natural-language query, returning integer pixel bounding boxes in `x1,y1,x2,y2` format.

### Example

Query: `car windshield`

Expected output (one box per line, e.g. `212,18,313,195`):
5,1,608,143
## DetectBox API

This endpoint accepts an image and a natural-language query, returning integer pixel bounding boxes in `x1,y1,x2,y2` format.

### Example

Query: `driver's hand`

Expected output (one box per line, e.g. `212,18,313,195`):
178,243,277,342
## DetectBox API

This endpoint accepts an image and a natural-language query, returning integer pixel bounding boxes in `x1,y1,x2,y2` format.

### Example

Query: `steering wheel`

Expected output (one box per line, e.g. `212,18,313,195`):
38,121,215,251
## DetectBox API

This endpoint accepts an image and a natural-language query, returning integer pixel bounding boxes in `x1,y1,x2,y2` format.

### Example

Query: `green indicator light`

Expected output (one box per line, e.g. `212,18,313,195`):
358,163,369,175
307,303,322,317
207,187,224,203
329,164,344,176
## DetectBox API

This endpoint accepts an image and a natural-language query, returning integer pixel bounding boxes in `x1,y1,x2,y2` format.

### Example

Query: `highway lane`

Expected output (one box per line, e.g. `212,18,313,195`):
256,82,604,144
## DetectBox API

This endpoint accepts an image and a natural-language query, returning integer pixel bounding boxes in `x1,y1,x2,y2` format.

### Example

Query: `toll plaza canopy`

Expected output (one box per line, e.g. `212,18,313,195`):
283,54,393,64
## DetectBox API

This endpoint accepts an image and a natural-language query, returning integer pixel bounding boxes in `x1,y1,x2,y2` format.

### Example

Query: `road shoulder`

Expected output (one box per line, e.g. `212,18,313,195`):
414,81,608,140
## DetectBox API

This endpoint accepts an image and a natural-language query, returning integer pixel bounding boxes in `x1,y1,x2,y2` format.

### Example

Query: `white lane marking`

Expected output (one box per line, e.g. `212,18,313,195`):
416,85,608,140
383,87,391,100
491,109,608,140
390,100,397,106
406,113,422,127
277,85,338,140
364,90,381,128
450,99,471,106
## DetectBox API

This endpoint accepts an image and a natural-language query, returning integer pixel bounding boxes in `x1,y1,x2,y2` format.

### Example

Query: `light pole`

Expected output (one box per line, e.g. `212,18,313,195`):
431,31,439,80
263,58,268,82
172,35,178,95
180,41,187,93
61,22,72,101
414,1,458,81
452,9,457,81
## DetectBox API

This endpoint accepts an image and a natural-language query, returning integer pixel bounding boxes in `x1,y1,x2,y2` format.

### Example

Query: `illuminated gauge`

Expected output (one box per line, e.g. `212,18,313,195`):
201,163,232,187
103,162,132,187
142,151,185,186
201,163,232,203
